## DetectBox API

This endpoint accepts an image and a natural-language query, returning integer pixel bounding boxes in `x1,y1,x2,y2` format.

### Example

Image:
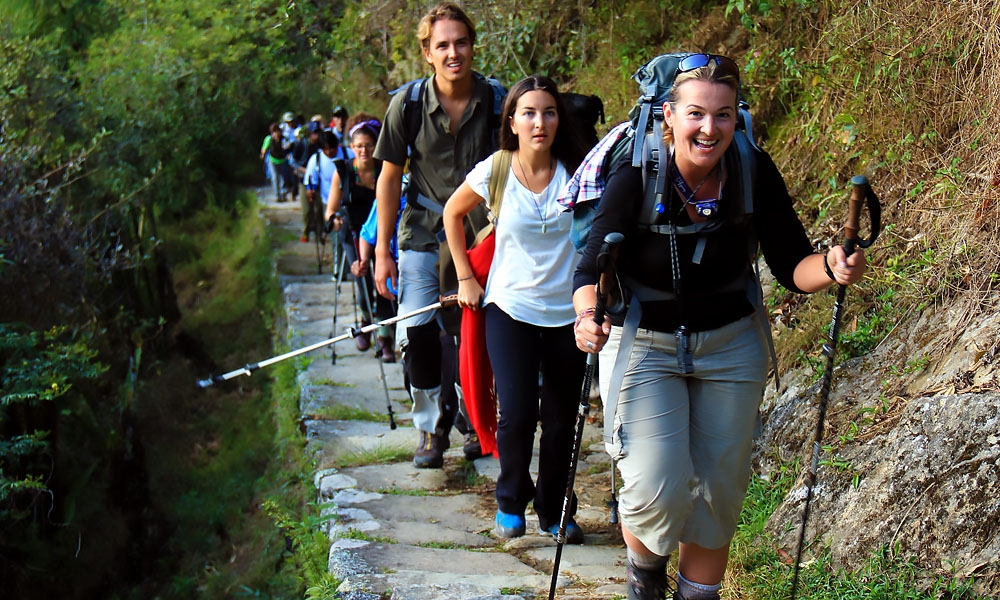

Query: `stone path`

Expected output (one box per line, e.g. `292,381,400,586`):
261,192,628,599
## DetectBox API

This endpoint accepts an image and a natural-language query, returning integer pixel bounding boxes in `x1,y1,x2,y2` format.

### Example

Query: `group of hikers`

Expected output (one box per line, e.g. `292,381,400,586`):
260,105,399,360
266,3,868,599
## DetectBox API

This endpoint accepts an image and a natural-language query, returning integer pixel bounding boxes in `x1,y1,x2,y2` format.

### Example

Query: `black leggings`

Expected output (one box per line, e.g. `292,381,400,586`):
484,304,586,528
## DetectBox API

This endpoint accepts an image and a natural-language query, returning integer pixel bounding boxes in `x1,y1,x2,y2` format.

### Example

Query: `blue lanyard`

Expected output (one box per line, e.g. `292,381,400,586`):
669,162,719,218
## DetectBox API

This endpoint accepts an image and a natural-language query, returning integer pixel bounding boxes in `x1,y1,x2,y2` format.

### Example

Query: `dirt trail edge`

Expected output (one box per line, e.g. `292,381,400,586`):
262,191,627,600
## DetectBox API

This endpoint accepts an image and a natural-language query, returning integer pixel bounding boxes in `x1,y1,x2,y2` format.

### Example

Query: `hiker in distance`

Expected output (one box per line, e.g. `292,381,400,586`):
373,2,501,468
325,115,393,355
443,76,589,543
572,54,867,600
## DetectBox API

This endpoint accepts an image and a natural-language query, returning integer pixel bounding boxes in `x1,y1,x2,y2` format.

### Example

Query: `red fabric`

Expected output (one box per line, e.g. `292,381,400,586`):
460,230,498,457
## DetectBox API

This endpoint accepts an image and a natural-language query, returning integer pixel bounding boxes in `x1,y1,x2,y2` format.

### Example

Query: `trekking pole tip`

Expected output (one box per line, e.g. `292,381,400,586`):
196,374,225,389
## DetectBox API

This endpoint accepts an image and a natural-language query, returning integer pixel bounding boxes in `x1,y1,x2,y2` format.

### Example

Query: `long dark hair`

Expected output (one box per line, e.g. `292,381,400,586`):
498,75,587,173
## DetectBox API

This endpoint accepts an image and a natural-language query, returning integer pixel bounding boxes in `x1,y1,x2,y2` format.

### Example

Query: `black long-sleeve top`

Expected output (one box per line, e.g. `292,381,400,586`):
573,147,815,333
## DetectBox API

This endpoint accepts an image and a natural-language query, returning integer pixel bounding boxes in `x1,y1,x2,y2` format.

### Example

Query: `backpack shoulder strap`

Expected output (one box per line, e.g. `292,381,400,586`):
474,73,507,150
733,106,758,216
484,76,507,127
471,150,511,248
332,157,351,204
402,77,428,153
487,149,512,221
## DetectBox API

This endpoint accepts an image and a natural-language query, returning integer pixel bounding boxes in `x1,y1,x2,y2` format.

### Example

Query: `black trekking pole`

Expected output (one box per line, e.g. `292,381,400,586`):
790,176,881,600
357,260,397,430
314,199,326,275
330,239,349,365
195,297,453,388
548,232,624,600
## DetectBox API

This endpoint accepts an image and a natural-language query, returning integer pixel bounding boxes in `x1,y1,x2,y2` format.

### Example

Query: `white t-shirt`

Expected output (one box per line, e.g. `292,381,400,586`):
466,153,579,327
305,151,339,203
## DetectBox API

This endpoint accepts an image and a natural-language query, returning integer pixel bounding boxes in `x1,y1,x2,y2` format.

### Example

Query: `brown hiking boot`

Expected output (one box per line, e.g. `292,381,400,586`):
354,320,371,351
462,432,484,461
378,336,396,363
413,430,444,469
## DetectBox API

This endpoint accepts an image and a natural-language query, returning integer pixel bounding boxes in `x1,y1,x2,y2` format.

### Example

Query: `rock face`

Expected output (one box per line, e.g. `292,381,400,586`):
757,295,1000,597
768,393,998,580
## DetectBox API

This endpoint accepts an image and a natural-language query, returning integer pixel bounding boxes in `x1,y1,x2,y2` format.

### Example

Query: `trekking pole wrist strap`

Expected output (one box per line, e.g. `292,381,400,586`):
823,253,837,282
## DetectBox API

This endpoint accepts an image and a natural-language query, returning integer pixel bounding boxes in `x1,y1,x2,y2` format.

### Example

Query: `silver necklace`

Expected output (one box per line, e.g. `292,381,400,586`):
516,151,553,233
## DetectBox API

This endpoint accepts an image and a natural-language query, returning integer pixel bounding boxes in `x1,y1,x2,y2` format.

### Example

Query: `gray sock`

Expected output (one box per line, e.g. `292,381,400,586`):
627,548,669,572
676,572,721,600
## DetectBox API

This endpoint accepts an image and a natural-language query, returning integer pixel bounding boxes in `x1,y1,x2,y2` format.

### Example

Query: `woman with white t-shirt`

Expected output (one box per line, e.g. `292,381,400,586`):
443,75,588,543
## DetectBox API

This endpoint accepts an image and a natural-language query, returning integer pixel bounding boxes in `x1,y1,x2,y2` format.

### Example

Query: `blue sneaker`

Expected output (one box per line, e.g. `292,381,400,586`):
494,510,526,538
540,519,585,544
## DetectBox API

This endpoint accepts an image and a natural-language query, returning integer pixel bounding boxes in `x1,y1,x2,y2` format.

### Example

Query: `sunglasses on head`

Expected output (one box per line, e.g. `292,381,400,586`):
677,53,740,80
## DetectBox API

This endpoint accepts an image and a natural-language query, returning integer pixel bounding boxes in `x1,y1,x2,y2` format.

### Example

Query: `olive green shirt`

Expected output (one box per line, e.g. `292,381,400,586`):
374,75,496,252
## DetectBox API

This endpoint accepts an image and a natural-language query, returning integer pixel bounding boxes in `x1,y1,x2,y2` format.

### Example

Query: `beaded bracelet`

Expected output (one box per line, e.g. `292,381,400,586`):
574,307,596,330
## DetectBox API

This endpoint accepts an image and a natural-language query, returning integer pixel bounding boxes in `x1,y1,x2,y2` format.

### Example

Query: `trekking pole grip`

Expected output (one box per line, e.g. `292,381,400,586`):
844,176,866,256
844,175,882,256
594,232,625,325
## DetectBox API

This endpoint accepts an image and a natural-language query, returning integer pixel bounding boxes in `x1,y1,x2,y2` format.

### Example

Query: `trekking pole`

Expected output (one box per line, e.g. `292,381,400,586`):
790,176,881,600
608,461,619,525
330,247,348,365
548,232,624,600
196,297,455,388
314,199,326,275
358,260,397,429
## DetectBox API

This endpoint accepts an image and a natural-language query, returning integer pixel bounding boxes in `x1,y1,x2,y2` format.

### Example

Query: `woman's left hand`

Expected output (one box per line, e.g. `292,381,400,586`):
827,245,867,286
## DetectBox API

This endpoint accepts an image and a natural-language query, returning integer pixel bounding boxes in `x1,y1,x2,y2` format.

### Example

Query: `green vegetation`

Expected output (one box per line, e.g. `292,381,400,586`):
311,404,391,422
311,377,356,387
416,540,463,550
337,528,397,544
331,444,413,469
138,203,332,598
730,470,984,599
376,485,433,497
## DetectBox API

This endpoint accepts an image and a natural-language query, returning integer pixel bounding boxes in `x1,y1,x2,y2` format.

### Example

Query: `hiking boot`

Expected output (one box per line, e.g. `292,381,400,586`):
378,337,396,363
672,592,718,600
626,560,670,600
354,320,371,351
413,430,444,469
462,432,484,460
540,519,585,545
354,331,371,351
494,511,526,538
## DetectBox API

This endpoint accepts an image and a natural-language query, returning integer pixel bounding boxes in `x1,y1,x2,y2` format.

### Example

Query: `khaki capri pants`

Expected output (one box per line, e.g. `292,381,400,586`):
604,315,767,557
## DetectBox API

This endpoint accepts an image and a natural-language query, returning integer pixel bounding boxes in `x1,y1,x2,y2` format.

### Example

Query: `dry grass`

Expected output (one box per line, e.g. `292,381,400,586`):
710,0,1000,380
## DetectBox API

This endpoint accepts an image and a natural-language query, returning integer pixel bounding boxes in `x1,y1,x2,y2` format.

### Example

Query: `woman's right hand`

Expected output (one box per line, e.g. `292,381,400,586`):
574,309,611,354
457,279,484,310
